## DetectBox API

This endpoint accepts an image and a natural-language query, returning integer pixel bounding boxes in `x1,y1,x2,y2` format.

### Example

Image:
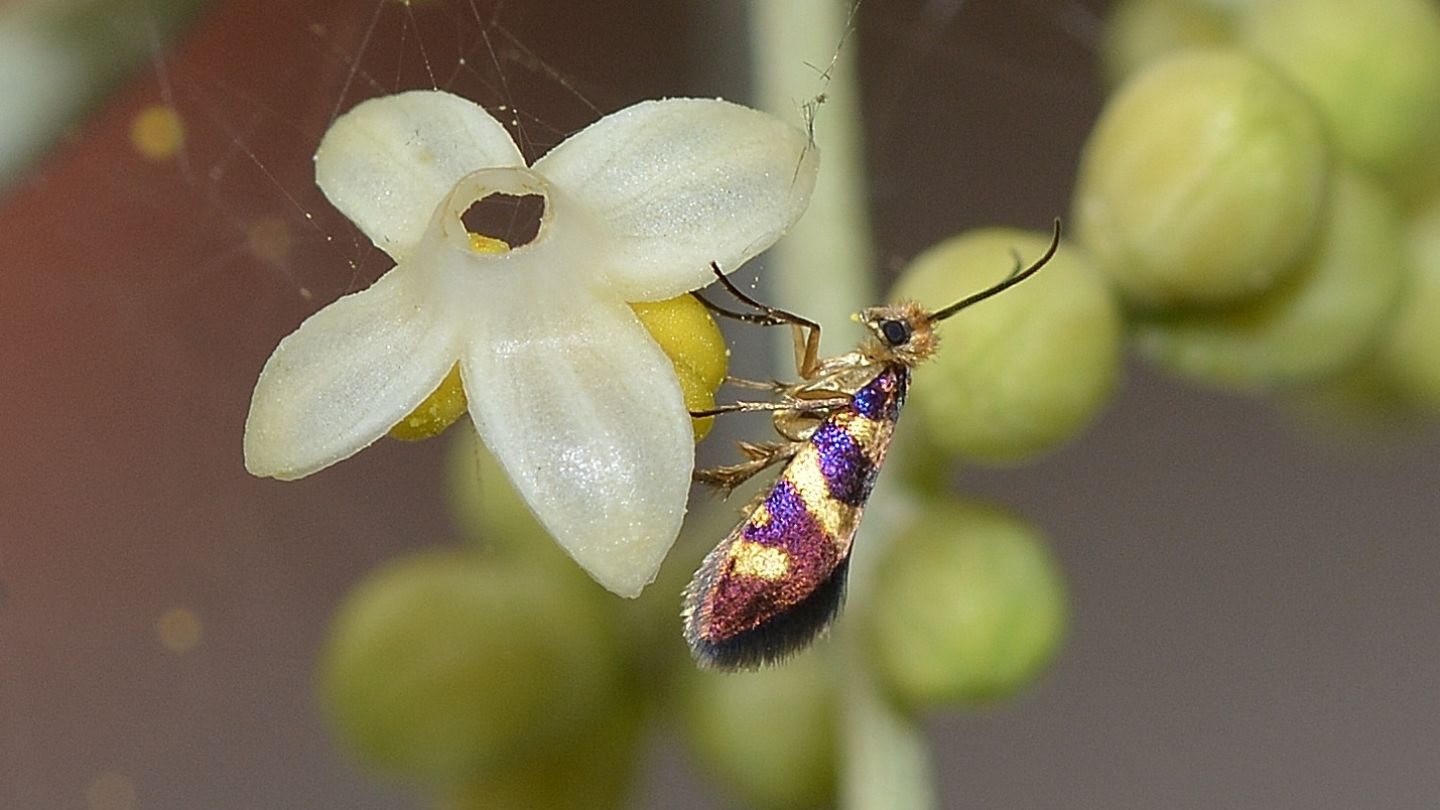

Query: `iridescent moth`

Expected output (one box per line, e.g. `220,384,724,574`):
682,221,1061,670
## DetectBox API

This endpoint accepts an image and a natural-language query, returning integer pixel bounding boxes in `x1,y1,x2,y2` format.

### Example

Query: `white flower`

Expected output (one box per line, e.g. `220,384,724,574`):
244,90,816,597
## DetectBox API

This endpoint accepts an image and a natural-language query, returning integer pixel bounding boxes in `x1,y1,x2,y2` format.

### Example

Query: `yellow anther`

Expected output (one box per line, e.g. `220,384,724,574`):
468,233,510,253
630,294,728,441
389,364,468,441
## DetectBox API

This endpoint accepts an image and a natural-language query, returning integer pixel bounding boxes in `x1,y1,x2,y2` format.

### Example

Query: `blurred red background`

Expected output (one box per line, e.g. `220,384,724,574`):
4,1,1439,808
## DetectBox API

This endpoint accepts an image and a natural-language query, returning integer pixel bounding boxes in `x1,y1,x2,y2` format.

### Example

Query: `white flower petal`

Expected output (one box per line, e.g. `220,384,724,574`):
245,269,459,480
534,98,818,300
460,289,693,598
315,90,524,261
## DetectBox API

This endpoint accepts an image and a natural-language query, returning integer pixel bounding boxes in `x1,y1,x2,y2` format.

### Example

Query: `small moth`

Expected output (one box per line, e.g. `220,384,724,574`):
682,221,1061,670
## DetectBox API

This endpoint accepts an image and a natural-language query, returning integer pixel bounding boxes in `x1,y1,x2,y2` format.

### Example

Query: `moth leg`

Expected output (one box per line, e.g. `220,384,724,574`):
723,375,788,393
690,395,851,419
690,400,785,418
790,387,851,405
694,440,799,494
696,263,825,380
692,292,788,327
791,320,823,380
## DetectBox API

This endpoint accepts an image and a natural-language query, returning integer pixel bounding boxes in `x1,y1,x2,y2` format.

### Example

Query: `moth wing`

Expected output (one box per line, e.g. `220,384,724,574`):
682,511,853,671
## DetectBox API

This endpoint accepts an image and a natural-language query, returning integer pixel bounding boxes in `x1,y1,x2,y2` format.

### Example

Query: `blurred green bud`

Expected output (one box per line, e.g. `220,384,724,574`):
866,499,1066,708
1282,363,1418,441
1240,0,1440,194
1073,49,1330,308
1136,167,1402,390
447,430,568,562
890,227,1123,464
1100,0,1233,88
888,421,955,496
319,551,621,785
1184,0,1251,12
1379,194,1440,412
679,651,837,810
442,703,641,810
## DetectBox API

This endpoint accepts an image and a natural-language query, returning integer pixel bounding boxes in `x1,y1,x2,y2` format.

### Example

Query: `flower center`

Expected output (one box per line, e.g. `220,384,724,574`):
388,236,513,442
429,168,554,257
460,193,545,248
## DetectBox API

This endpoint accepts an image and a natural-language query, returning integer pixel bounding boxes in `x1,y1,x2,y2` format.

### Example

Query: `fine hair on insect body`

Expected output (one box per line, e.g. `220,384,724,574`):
681,219,1062,671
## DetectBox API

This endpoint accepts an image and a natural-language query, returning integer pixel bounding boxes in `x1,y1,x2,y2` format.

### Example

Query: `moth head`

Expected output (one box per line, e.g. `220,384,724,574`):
858,301,939,366
861,219,1062,367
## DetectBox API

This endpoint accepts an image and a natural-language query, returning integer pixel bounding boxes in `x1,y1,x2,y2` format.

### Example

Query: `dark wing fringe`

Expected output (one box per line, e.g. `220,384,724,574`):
684,557,851,672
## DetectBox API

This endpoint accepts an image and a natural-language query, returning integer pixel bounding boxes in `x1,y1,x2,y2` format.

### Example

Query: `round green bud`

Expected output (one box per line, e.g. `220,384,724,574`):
888,421,955,496
1240,0,1440,194
1136,167,1402,390
1184,0,1250,12
1379,194,1440,412
1100,0,1233,89
865,499,1067,708
442,703,641,810
890,227,1123,464
447,430,577,567
318,551,621,784
679,651,837,810
1281,364,1416,441
1073,49,1330,308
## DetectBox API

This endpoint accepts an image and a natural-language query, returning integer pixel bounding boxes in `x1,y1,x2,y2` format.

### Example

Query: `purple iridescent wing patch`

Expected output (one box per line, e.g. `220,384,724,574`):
682,366,911,669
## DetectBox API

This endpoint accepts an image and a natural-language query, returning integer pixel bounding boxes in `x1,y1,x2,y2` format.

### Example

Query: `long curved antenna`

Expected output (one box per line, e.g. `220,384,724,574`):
927,218,1062,323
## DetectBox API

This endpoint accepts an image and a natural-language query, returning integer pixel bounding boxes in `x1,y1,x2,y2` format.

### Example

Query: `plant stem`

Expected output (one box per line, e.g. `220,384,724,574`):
747,3,937,809
748,0,874,364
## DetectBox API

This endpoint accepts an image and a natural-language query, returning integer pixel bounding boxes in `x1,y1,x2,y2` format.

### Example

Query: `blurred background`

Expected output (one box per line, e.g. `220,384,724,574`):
4,1,1440,808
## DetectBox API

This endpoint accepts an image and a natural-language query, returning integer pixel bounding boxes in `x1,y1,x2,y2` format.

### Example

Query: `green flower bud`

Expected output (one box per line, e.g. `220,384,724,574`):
1136,167,1402,390
890,228,1123,463
1073,49,1330,308
1240,0,1440,194
865,499,1066,708
1282,364,1416,440
888,421,955,496
442,703,641,810
1379,194,1440,412
319,551,622,785
448,430,571,563
1184,0,1250,13
679,651,837,810
1100,0,1233,88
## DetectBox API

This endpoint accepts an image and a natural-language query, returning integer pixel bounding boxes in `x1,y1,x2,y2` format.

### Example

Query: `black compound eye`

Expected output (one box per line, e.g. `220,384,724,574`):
879,319,911,346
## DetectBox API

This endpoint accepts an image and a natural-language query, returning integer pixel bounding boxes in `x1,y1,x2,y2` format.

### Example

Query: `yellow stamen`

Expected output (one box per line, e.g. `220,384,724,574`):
389,364,468,441
468,233,509,253
630,294,728,441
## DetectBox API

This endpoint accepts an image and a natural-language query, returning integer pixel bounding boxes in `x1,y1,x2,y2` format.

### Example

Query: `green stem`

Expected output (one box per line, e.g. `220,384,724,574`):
746,3,938,809
748,0,874,364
